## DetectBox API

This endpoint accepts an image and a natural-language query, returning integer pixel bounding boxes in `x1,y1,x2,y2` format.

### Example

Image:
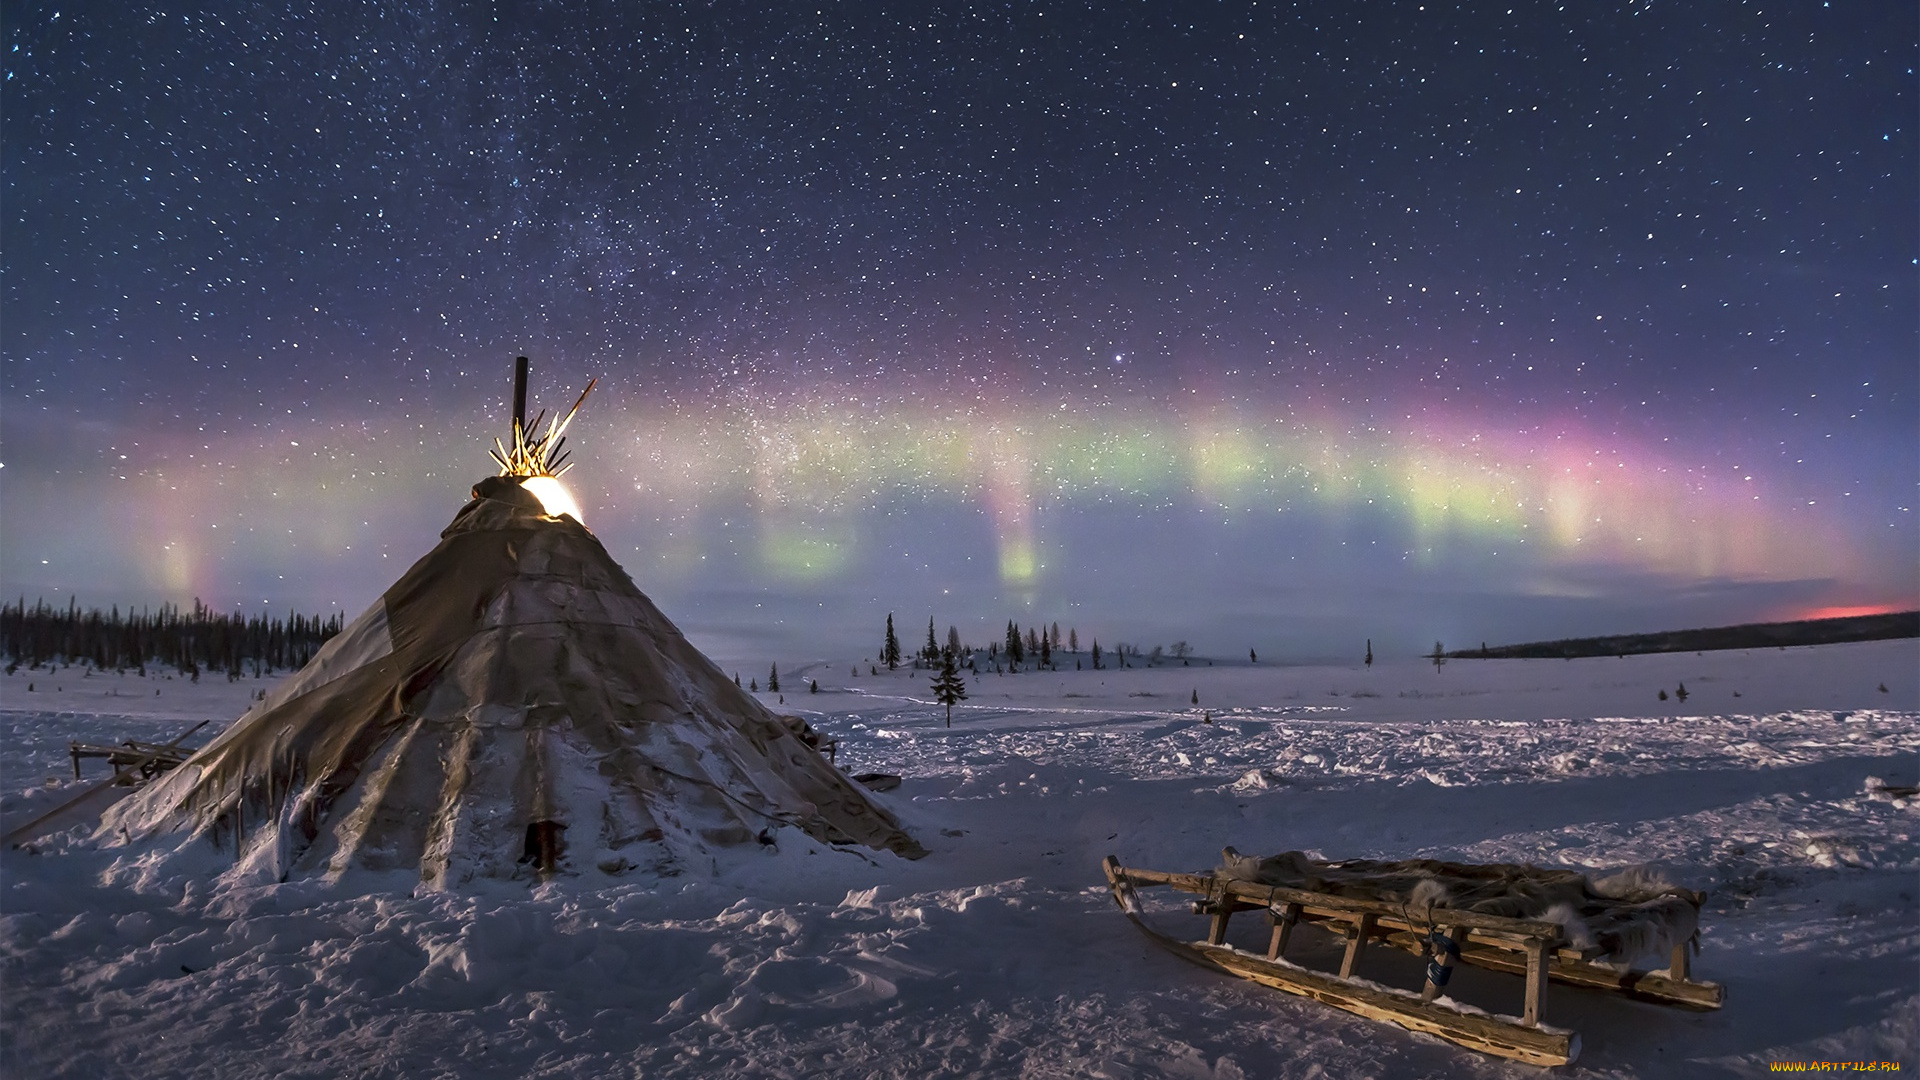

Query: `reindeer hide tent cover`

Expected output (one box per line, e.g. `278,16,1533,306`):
1219,847,1699,965
99,481,924,887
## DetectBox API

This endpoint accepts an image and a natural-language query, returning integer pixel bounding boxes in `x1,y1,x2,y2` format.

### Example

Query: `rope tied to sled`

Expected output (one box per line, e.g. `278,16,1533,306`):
1396,897,1462,989
1422,926,1461,987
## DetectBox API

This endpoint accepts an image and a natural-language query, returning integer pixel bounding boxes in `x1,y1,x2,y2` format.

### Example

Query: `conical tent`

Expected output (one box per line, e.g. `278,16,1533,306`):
100,480,924,887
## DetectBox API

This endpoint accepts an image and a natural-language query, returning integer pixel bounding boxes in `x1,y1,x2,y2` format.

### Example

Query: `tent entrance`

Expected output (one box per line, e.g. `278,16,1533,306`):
521,820,566,873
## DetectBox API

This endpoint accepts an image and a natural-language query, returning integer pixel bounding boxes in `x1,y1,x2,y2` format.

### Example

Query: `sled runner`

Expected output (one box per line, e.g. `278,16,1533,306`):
1101,852,1724,1066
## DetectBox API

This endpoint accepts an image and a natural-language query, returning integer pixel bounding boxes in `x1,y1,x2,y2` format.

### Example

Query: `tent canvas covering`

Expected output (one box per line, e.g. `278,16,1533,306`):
100,482,924,888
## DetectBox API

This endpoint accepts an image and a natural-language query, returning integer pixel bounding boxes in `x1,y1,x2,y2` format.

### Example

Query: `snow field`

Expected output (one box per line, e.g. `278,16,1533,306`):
1,641,1915,1078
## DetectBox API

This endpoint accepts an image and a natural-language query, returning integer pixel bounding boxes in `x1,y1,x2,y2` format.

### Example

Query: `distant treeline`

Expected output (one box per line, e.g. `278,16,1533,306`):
1,597,344,679
1452,611,1920,660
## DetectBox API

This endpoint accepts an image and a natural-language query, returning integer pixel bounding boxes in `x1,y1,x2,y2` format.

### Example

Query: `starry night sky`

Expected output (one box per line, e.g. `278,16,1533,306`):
3,2,1914,667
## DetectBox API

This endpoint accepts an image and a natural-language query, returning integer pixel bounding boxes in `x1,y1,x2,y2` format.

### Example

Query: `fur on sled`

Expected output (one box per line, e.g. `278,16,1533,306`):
1218,847,1702,965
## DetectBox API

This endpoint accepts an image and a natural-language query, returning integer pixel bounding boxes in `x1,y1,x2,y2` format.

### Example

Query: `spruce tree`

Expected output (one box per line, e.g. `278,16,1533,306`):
1069,627,1079,653
924,617,939,665
931,651,969,727
884,613,901,670
769,663,781,693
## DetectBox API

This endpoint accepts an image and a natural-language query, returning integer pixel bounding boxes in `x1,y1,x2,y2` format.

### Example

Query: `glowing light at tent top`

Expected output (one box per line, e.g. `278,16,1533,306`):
521,476,585,523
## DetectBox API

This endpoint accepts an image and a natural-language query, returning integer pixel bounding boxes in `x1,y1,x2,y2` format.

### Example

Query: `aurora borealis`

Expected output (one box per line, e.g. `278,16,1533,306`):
3,3,1913,665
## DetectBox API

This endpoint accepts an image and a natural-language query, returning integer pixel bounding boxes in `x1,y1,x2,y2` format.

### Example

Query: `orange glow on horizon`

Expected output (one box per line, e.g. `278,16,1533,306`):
1788,604,1912,622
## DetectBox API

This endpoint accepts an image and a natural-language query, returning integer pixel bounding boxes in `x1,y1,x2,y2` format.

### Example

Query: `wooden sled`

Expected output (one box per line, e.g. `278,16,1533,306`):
1102,856,1724,1066
68,738,196,783
5,721,209,850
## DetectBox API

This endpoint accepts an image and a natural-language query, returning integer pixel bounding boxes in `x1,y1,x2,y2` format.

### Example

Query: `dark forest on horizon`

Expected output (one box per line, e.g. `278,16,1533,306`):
1,598,344,680
1450,611,1919,660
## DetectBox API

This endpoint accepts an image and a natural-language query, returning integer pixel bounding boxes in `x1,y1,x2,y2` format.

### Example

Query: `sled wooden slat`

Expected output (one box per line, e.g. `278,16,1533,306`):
1375,928,1725,1009
1191,939,1577,1067
1338,912,1376,978
1103,854,1725,1066
1371,919,1606,963
1204,876,1233,945
1113,864,1567,938
1266,902,1301,961
1523,937,1548,1026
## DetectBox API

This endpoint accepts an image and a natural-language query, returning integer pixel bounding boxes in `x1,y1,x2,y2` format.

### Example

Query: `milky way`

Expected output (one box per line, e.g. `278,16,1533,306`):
3,3,1913,665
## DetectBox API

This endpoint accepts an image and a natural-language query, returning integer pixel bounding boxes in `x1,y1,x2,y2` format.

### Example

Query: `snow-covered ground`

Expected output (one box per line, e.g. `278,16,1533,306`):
2,640,1915,1078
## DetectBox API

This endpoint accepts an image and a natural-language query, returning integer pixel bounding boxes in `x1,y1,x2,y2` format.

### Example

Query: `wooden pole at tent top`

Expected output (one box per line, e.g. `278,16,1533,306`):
512,356,530,435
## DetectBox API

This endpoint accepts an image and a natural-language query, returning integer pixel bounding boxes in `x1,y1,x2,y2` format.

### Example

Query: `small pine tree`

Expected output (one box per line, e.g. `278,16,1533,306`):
1250,648,1257,664
734,672,741,686
809,679,819,694
1040,633,1052,670
1191,688,1199,705
1091,639,1103,669
768,664,781,693
1675,682,1688,702
1658,689,1668,701
1430,641,1446,673
884,614,901,670
946,625,961,660
751,677,759,692
1365,639,1373,668
1069,627,1079,653
931,652,969,727
1006,620,1024,668
924,617,939,664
